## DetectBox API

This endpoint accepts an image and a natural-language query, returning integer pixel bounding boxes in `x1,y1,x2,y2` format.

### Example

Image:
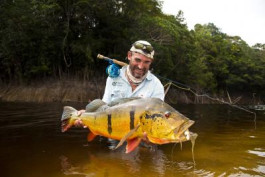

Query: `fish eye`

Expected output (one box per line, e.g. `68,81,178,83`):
164,111,171,118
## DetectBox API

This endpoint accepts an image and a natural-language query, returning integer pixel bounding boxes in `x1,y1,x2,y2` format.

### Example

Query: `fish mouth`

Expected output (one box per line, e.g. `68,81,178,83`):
174,120,195,141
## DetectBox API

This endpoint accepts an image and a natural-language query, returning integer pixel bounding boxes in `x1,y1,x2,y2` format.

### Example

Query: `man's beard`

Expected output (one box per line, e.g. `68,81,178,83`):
126,66,148,85
130,65,147,78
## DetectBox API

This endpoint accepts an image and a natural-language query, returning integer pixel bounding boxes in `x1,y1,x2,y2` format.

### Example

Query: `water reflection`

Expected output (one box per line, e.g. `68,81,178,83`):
60,145,171,177
0,102,265,177
248,148,265,157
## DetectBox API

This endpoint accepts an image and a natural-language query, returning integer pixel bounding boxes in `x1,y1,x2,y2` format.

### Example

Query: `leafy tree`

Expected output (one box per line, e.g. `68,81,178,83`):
0,0,264,98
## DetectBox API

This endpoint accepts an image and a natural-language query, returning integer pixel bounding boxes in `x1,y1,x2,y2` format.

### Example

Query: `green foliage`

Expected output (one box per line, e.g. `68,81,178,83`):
191,23,265,94
0,0,264,96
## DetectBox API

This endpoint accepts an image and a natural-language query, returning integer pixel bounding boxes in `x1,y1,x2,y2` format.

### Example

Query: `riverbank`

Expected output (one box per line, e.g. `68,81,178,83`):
0,79,263,105
0,78,106,103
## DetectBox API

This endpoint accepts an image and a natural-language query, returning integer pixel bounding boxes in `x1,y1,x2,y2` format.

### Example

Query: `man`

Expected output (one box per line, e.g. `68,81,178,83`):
102,40,164,103
75,40,164,124
75,41,164,149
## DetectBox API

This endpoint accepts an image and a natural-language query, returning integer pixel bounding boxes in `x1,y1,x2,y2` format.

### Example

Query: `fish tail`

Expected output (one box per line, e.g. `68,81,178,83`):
61,106,78,132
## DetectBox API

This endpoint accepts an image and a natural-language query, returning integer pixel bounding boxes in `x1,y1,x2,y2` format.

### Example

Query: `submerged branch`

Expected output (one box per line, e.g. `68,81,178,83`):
164,82,257,119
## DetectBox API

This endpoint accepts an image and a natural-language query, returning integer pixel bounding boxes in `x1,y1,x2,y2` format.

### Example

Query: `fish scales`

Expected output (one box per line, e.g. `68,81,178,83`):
80,105,143,140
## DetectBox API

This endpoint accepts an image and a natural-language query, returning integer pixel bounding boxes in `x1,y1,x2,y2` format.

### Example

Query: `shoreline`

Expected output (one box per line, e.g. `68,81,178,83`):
0,79,263,105
0,79,106,103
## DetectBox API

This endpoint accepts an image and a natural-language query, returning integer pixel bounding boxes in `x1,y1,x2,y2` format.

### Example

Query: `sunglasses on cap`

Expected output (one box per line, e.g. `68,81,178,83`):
133,42,154,54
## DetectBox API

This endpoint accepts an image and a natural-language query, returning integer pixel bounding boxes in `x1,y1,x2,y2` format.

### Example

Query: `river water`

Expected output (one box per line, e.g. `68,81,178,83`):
0,102,264,177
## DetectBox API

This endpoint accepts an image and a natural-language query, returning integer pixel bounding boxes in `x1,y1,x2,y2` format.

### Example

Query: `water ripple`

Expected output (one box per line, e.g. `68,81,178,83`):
248,149,265,157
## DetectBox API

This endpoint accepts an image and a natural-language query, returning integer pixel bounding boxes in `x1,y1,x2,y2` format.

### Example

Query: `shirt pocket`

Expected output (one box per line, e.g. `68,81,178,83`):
110,88,127,100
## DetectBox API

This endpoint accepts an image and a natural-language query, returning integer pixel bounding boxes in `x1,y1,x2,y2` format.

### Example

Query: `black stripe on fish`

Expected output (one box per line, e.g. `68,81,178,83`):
145,113,163,119
130,108,135,130
108,114,112,134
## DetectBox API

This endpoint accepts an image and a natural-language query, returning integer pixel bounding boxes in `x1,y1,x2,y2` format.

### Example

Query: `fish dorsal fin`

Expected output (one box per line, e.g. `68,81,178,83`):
85,99,106,112
114,124,140,150
108,97,141,107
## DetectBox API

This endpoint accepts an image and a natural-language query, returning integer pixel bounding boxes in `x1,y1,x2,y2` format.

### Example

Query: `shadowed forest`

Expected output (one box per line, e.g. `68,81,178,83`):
0,0,264,104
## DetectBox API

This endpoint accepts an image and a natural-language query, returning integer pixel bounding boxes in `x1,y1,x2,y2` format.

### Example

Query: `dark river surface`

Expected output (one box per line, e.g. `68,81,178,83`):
0,101,264,177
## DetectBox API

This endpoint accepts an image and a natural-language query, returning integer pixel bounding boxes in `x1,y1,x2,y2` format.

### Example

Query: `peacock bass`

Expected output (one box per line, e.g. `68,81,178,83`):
61,97,196,153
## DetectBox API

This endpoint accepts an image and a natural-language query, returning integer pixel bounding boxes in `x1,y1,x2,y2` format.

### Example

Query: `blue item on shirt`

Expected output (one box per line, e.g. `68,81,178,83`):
106,60,120,78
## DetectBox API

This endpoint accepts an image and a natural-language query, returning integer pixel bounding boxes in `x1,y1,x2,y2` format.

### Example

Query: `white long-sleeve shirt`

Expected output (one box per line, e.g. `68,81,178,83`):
102,66,164,104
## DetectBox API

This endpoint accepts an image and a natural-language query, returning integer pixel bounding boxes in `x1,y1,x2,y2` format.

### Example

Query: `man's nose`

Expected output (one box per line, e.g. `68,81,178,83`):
138,62,144,69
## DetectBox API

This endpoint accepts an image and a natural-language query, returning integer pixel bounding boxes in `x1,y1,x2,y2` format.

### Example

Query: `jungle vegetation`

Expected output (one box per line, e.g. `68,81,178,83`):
0,0,264,101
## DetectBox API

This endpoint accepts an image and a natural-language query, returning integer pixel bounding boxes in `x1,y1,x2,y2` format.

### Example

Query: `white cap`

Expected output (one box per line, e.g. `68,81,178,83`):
130,40,155,59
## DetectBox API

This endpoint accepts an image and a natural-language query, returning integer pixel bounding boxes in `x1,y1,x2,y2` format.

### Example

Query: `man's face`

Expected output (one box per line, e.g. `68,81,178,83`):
127,52,152,79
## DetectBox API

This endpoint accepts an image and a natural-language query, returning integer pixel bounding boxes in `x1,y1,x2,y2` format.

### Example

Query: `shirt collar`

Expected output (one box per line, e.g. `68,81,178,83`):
121,66,152,81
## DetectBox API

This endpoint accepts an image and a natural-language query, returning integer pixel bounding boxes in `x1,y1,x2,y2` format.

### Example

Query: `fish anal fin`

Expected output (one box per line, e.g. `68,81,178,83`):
114,124,140,150
126,138,141,153
87,132,97,142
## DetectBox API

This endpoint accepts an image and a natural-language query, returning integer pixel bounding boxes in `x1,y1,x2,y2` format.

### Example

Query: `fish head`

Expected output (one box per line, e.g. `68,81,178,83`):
141,101,195,144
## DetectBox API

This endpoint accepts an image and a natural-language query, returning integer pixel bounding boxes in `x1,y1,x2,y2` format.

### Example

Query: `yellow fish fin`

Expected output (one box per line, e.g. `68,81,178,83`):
87,132,97,142
114,124,140,150
126,138,142,153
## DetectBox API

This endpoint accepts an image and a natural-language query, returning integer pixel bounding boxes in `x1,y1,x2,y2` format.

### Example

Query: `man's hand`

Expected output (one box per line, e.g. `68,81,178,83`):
77,109,85,116
74,109,87,128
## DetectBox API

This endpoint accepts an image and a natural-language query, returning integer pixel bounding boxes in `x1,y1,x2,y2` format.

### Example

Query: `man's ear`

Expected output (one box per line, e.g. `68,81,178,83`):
127,51,132,61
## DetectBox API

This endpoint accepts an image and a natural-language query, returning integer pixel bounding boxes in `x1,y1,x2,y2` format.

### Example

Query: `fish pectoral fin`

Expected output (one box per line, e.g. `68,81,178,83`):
126,138,141,153
87,132,97,142
114,124,140,150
